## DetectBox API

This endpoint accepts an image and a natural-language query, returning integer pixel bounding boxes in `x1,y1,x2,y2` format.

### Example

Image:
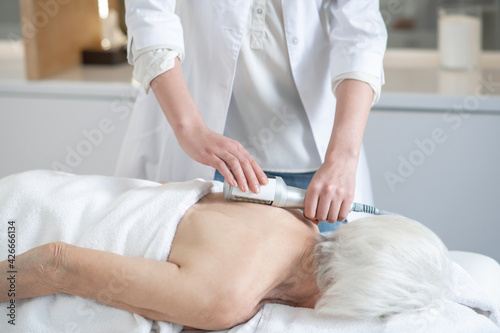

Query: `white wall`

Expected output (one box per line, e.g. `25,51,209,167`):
0,91,133,178
364,110,500,263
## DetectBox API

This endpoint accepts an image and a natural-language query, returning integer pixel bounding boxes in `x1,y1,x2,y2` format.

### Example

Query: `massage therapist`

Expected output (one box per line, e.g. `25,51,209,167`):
116,0,387,232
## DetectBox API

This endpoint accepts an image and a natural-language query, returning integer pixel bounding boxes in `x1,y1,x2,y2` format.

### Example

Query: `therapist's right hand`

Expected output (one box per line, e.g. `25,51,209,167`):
177,122,268,194
150,58,267,193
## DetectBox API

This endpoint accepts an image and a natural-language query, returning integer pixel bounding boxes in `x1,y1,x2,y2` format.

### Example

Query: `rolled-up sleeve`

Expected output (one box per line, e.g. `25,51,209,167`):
326,0,387,86
125,0,185,64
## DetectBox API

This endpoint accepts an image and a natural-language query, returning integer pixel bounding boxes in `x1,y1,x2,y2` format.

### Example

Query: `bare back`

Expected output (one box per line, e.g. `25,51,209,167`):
168,193,320,317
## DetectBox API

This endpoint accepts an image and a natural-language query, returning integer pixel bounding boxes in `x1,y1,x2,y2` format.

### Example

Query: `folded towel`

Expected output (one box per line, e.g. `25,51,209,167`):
0,170,221,333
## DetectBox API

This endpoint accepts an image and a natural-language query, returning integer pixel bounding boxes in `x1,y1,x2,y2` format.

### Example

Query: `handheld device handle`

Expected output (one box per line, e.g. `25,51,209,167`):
223,176,306,208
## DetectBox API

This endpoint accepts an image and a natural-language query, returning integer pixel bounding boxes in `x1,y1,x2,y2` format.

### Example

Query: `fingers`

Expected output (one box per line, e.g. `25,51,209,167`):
231,151,261,194
239,148,268,189
304,190,319,224
213,157,237,187
216,151,249,192
179,127,266,192
304,185,353,223
211,140,267,194
245,152,268,186
337,200,351,222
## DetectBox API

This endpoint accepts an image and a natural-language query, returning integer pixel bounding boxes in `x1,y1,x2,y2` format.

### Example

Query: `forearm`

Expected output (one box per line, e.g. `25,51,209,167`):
325,79,373,163
150,58,205,135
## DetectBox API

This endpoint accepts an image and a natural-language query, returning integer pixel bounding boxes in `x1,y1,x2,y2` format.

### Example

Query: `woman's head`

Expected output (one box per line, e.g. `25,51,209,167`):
314,215,451,319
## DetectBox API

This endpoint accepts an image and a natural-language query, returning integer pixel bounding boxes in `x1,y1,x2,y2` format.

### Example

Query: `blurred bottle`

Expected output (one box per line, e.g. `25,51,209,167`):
438,0,482,71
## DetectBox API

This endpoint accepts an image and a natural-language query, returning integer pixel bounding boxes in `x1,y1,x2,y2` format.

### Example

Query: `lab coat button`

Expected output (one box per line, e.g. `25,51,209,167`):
292,38,299,45
257,8,263,14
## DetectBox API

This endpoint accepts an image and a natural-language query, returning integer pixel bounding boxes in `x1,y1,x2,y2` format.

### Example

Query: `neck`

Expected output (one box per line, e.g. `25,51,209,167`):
270,238,320,308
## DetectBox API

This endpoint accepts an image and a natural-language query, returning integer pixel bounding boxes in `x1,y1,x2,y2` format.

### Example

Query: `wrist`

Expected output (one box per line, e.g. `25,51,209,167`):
324,147,360,165
173,114,207,138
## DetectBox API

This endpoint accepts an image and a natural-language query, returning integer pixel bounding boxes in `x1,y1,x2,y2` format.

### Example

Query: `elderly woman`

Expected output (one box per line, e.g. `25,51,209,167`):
0,170,451,331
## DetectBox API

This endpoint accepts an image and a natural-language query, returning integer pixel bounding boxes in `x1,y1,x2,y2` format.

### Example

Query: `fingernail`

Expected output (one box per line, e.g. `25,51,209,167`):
253,185,260,194
242,184,249,192
261,177,268,185
230,179,237,187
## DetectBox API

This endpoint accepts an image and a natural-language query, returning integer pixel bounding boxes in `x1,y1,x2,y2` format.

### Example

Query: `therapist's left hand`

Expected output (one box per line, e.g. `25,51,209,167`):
303,155,357,224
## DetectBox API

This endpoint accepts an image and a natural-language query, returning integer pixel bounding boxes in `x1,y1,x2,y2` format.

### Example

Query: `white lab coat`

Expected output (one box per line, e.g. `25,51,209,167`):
117,0,387,206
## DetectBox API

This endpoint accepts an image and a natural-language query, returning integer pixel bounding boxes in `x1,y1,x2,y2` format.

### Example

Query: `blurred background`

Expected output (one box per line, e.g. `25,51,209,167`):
381,0,500,50
1,1,499,49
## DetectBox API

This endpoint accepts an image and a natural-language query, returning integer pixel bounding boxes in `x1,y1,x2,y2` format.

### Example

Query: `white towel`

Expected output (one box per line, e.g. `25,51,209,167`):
0,170,221,333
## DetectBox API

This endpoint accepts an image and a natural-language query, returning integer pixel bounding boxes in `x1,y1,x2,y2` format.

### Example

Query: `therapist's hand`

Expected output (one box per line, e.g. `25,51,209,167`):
150,58,267,193
303,154,357,224
304,79,373,224
177,122,268,193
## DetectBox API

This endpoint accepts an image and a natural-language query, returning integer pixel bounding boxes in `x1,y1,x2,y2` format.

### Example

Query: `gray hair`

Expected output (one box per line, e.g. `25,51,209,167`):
314,215,452,319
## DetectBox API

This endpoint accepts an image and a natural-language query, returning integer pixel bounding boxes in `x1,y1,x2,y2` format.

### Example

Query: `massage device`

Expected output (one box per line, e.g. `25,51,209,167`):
223,176,398,215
